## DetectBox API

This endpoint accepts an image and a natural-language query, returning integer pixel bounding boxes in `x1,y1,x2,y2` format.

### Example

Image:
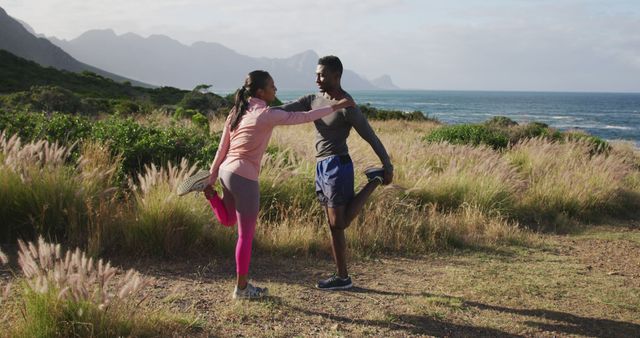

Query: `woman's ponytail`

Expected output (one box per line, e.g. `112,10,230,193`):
228,70,271,131
229,86,249,131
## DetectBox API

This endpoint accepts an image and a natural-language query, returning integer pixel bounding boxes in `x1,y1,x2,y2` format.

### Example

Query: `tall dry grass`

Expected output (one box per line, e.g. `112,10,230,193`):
3,117,639,258
252,121,534,255
126,159,235,256
255,120,639,254
2,237,198,337
0,132,121,252
0,247,10,313
509,138,634,226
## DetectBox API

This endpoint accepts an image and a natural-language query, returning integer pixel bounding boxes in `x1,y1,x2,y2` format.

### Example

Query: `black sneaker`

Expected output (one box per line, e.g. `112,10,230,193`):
364,167,384,183
316,275,353,290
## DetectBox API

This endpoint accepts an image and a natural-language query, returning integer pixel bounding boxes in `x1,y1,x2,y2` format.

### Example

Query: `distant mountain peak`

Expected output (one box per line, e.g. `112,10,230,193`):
372,74,399,90
15,17,36,36
76,28,118,40
301,49,318,57
0,9,148,87
43,25,389,90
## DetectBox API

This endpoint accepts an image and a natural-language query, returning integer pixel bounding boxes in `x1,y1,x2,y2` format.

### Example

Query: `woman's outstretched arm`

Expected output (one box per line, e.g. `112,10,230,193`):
207,117,232,184
267,98,355,126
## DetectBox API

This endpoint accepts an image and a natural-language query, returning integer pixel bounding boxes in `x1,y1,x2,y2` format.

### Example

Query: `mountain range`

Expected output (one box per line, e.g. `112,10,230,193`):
50,29,398,91
0,7,147,87
1,6,398,91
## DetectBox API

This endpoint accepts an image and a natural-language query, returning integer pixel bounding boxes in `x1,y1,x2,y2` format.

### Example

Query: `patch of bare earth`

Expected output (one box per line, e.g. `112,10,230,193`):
104,225,639,337
2,225,639,337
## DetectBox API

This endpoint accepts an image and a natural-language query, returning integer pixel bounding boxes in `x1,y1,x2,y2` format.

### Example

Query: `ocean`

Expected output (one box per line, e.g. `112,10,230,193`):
276,90,640,145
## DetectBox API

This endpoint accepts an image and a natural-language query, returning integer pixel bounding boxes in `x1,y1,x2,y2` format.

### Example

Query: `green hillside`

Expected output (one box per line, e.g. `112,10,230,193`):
1,49,179,101
0,49,227,113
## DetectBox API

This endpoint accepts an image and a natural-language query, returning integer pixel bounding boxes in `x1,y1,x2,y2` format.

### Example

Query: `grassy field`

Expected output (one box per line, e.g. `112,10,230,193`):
3,225,638,337
1,117,639,336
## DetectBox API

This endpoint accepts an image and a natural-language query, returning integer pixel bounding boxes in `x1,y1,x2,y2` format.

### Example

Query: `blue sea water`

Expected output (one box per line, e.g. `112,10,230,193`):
276,90,640,145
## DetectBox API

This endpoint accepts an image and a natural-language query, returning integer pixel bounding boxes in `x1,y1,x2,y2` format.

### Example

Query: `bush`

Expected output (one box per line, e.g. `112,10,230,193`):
191,112,209,130
564,131,611,154
1,86,82,113
114,100,141,115
178,87,226,113
484,116,519,128
425,124,509,149
31,86,83,113
173,107,198,120
80,97,115,114
508,122,556,142
0,111,92,145
359,104,436,122
269,96,284,107
0,111,220,178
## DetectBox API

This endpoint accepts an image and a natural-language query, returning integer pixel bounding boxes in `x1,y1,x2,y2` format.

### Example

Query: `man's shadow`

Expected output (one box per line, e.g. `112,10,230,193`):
117,258,640,337
425,293,640,338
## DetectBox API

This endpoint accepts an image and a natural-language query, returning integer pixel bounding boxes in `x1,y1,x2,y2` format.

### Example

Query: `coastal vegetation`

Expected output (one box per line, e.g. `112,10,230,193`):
1,49,639,336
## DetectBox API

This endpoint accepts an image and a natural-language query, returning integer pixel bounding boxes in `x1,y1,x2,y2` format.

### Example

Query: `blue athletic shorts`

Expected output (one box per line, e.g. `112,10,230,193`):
315,155,354,208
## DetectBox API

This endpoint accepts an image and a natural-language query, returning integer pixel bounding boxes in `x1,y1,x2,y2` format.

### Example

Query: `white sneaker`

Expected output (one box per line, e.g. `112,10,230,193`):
232,283,269,299
177,170,211,196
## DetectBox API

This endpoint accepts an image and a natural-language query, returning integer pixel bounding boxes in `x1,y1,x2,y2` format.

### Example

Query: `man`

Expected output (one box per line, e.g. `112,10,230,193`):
279,55,393,290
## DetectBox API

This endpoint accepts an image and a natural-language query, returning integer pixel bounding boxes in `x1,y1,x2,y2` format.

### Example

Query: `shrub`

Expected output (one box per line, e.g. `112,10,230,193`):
114,100,141,115
484,116,519,128
178,87,226,113
80,97,115,114
24,86,82,113
269,96,284,107
563,130,611,154
0,111,93,147
424,124,509,149
91,117,218,175
359,104,436,122
507,122,561,144
0,111,220,178
191,112,209,130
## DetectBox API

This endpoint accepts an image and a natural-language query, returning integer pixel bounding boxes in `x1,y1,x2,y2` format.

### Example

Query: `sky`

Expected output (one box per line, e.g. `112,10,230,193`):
2,0,640,92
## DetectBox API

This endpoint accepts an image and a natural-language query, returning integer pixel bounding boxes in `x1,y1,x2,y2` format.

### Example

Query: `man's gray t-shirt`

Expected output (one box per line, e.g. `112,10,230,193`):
278,92,393,170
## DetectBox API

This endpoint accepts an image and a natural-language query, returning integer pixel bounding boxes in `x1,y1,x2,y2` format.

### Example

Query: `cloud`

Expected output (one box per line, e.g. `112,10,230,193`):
2,0,640,91
349,1,640,91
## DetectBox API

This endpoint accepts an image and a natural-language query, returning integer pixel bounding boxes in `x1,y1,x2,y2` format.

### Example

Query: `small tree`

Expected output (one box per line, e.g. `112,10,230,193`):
193,84,212,93
29,85,81,113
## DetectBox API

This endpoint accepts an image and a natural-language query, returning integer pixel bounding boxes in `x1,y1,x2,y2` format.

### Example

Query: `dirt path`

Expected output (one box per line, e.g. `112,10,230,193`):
2,225,638,337
108,224,640,337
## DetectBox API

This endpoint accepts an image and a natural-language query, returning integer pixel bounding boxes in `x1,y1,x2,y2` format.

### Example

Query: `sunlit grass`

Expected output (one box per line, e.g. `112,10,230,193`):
0,237,201,337
2,116,639,257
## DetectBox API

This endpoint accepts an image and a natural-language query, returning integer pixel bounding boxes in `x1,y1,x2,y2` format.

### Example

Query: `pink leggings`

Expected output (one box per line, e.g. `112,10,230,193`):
207,169,260,275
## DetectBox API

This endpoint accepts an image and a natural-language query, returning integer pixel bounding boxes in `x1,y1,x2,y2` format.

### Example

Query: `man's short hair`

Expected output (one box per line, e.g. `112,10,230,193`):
318,55,343,76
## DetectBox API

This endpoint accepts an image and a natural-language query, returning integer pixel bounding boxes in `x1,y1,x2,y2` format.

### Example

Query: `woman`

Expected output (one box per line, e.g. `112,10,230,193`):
180,70,354,299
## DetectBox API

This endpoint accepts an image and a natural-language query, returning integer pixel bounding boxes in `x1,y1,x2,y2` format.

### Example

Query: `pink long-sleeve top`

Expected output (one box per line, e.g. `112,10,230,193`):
210,97,334,181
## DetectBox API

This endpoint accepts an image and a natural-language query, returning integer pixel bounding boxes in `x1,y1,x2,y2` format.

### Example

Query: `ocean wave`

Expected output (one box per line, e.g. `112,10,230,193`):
601,125,635,130
422,102,451,106
554,124,635,131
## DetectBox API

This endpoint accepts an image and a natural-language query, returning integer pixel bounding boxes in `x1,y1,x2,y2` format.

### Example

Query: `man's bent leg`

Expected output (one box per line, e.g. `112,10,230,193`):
325,205,349,278
344,179,381,226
